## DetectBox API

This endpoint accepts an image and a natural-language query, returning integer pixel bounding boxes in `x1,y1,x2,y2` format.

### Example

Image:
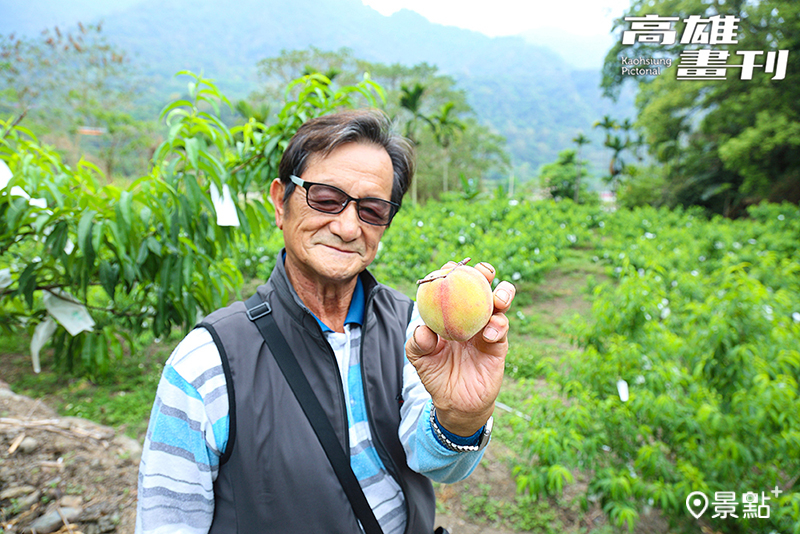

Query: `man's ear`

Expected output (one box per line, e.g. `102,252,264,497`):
269,178,286,230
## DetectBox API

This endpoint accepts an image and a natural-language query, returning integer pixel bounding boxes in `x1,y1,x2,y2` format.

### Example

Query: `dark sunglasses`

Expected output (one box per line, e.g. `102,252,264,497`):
290,175,400,226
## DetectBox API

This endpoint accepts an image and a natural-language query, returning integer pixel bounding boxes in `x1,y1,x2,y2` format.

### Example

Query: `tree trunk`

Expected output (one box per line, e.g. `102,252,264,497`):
442,149,449,194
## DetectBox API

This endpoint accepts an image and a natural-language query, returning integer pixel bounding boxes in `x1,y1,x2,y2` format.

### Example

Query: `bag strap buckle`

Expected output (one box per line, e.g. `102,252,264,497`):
246,300,271,321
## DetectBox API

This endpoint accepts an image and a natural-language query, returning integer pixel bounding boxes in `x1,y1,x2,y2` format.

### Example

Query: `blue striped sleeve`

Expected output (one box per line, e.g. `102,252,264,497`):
136,327,229,534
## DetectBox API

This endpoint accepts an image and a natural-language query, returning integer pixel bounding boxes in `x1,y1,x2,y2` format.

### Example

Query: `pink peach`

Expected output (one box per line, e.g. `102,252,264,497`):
416,262,494,342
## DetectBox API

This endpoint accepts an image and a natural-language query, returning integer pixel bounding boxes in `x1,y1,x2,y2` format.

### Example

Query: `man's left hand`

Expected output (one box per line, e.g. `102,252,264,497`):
405,261,516,437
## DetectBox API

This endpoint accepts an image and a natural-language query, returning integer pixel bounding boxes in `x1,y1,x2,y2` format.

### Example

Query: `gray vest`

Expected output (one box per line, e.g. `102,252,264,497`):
200,257,435,533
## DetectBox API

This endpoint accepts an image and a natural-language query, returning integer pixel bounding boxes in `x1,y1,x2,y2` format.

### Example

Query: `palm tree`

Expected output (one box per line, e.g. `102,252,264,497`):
235,100,271,123
593,115,619,133
572,132,590,203
594,115,623,191
399,82,430,203
430,102,465,194
399,83,427,140
604,135,627,192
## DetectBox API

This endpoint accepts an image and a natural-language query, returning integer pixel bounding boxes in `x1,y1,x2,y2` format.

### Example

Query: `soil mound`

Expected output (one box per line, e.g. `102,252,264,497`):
0,380,139,534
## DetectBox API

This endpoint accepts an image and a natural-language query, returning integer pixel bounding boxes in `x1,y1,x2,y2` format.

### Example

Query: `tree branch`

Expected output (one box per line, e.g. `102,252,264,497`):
40,286,140,318
2,110,28,139
229,151,264,175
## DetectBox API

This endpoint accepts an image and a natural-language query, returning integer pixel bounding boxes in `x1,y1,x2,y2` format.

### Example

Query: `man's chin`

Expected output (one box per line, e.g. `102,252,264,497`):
312,249,371,280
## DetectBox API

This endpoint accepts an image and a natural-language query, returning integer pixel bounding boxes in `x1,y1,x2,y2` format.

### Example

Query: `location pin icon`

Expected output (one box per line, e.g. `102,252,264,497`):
686,491,709,519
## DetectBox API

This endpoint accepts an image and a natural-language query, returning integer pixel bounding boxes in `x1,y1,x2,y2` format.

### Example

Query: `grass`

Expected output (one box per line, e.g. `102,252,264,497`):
4,329,179,439
0,328,29,355
461,483,566,533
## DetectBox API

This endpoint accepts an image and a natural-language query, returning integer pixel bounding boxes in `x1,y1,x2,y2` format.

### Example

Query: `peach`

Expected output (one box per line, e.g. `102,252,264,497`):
415,259,494,342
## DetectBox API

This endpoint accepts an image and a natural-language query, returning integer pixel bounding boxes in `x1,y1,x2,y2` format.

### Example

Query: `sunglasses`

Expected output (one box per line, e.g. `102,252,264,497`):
290,175,399,226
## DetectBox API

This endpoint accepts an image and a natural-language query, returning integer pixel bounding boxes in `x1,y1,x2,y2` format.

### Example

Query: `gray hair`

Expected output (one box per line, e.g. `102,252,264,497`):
277,109,415,210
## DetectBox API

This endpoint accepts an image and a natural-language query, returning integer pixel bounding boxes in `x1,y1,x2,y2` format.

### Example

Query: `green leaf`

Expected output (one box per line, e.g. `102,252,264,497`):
146,236,162,256
140,205,152,225
260,135,281,163
171,256,183,295
184,173,203,213
546,464,573,494
113,204,131,248
34,212,52,233
136,240,150,265
44,220,69,256
95,331,110,375
44,180,65,208
199,150,225,177
6,197,29,229
159,99,193,121
92,220,105,253
119,190,133,229
185,137,200,169
236,204,251,237
81,333,95,369
99,260,120,300
78,209,97,266
167,120,184,143
16,263,38,308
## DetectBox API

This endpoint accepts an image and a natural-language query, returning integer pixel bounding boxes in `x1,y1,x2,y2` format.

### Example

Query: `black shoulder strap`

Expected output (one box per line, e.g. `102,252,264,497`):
244,294,384,534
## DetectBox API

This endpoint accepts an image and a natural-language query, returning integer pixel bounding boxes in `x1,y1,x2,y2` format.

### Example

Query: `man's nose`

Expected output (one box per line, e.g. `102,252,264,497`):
331,200,362,240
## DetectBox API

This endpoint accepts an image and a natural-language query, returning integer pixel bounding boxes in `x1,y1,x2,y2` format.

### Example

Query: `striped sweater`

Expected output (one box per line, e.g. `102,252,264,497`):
136,302,486,534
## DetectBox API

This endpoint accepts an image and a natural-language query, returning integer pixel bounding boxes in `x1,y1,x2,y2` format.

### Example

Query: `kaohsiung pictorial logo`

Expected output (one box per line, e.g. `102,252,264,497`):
618,14,789,81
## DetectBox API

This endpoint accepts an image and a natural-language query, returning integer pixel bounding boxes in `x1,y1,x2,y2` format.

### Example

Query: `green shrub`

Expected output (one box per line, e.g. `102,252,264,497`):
513,204,800,533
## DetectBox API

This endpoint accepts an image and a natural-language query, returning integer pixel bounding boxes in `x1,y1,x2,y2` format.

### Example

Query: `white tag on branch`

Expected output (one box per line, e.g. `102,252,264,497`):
0,268,11,289
43,289,95,336
31,316,58,374
210,182,240,227
0,159,12,189
0,159,48,209
617,379,629,402
27,196,48,209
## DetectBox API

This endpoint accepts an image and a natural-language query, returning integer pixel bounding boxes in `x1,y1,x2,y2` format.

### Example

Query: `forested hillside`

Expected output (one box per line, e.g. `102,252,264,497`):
1,0,635,181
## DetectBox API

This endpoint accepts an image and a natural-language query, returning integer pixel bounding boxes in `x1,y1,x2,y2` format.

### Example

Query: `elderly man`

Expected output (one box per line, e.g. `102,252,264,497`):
136,109,515,534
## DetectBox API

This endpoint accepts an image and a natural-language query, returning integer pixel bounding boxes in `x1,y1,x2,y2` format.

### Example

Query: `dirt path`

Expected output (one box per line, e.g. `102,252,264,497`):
434,441,522,534
0,379,139,534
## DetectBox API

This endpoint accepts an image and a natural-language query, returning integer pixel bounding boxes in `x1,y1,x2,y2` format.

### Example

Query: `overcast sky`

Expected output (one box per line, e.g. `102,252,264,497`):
360,0,633,69
360,0,632,38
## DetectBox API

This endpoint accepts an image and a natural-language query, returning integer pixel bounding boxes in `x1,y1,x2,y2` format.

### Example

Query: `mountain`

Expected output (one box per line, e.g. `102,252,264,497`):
0,0,142,36
2,0,635,182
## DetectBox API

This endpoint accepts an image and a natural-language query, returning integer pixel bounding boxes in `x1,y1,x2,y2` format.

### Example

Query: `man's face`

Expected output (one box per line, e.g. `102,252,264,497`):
270,142,395,287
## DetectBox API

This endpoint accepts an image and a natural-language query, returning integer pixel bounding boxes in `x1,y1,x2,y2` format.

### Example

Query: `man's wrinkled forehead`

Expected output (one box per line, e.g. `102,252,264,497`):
303,140,389,173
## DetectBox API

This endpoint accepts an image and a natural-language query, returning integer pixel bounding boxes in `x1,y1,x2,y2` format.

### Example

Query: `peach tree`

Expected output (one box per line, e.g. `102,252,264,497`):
0,71,383,375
